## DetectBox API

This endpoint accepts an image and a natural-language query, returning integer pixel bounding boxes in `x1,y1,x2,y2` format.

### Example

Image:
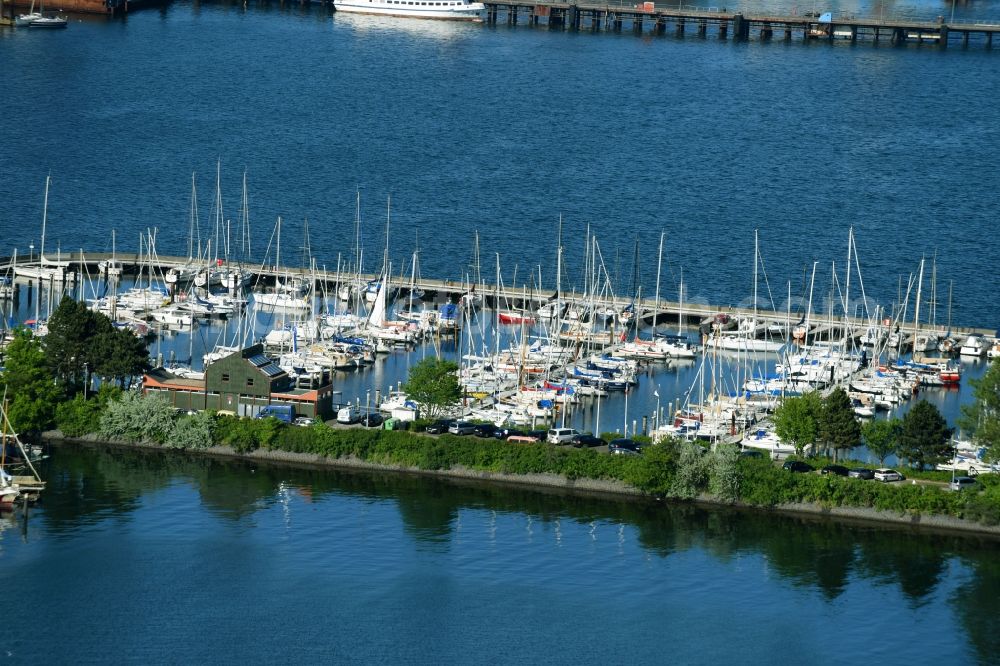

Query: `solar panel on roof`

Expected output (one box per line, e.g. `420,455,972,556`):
248,354,271,367
259,363,285,378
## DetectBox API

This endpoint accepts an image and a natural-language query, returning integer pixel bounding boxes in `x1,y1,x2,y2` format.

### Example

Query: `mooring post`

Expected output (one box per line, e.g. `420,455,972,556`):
784,25,792,40
655,16,666,34
732,13,749,40
633,15,642,33
760,22,772,40
939,24,949,48
676,17,685,36
698,19,707,37
719,21,728,39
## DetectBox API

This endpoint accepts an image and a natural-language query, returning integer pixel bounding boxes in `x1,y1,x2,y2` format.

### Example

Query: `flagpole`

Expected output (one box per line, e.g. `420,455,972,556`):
654,388,661,432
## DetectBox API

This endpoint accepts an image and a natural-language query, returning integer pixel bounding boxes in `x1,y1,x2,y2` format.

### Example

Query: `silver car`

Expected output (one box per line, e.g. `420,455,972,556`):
874,468,905,482
448,421,476,435
949,476,978,492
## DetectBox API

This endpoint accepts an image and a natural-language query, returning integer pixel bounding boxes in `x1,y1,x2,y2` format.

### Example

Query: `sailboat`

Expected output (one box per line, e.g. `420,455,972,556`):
253,217,310,310
0,397,46,504
16,0,67,28
707,231,783,354
15,176,72,283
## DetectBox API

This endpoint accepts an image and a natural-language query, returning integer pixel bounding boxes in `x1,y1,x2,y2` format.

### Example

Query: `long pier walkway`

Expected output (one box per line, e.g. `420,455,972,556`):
1,251,993,340
479,1,1000,48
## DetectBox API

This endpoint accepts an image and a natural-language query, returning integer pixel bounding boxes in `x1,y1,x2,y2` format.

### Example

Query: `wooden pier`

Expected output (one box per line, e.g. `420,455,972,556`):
1,251,993,342
479,1,1000,49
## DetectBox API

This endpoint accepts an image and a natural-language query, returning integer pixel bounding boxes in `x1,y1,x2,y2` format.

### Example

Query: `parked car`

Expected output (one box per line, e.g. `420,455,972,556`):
547,427,580,444
821,464,850,477
949,476,979,492
874,468,905,482
608,438,641,455
472,423,500,438
571,433,605,448
527,430,548,442
848,468,875,480
740,449,764,459
336,405,363,425
495,427,526,440
425,419,455,434
361,413,384,428
782,460,814,473
293,417,315,428
448,421,476,435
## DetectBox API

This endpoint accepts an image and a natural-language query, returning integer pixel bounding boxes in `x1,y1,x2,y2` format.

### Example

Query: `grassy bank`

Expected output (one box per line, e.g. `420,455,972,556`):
50,391,1000,530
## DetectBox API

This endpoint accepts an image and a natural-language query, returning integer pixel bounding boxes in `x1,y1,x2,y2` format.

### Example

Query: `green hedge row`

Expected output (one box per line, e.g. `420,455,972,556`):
57,392,1000,526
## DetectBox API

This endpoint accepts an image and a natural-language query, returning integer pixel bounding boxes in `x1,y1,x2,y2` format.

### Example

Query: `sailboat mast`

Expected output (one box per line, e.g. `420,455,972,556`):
804,262,818,348
913,256,925,351
844,227,852,349
678,268,684,336
40,175,50,263
753,229,759,327
653,231,664,338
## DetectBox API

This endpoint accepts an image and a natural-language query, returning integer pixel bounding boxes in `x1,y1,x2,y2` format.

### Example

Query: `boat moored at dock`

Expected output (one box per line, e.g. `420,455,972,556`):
333,0,485,21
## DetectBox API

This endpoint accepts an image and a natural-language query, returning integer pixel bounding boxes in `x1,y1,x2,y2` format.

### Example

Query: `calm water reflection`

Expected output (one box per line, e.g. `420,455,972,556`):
1,443,997,663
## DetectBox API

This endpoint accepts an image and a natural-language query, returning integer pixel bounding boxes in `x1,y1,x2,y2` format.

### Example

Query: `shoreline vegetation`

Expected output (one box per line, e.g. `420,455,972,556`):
43,396,1000,539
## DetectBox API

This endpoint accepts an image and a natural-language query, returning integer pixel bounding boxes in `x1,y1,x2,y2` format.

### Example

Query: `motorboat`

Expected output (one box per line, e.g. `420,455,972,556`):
960,334,987,357
497,309,536,325
333,0,485,20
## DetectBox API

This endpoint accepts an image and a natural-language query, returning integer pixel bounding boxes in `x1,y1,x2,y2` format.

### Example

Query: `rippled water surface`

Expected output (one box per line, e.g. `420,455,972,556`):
1,445,998,663
1,4,999,328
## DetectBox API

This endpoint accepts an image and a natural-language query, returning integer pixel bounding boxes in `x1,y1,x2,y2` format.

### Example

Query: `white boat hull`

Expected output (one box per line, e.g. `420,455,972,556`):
333,0,484,20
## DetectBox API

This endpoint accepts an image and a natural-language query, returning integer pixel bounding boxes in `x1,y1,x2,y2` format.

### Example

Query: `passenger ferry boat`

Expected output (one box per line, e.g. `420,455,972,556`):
333,0,485,21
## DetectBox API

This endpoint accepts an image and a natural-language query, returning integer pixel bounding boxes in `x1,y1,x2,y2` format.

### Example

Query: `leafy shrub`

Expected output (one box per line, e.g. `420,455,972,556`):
214,415,282,454
99,390,176,443
709,443,741,502
55,394,103,437
168,412,214,450
670,442,710,499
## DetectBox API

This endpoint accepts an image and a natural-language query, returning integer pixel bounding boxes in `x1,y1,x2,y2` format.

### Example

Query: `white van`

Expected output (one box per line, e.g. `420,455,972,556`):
337,405,362,424
547,427,579,444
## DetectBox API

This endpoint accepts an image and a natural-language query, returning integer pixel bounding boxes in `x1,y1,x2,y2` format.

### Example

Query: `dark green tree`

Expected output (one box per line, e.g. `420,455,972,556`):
0,329,64,433
401,357,461,419
44,296,102,391
862,417,902,466
819,387,861,461
960,357,1000,462
773,391,822,457
897,400,953,470
92,326,150,388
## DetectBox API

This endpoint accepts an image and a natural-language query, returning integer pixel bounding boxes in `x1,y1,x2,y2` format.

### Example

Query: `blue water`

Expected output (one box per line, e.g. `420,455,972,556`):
3,11,1000,662
2,6,999,330
1,444,998,664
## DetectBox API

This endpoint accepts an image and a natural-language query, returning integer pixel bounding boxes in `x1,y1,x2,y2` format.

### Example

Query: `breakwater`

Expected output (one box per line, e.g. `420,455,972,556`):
3,250,993,341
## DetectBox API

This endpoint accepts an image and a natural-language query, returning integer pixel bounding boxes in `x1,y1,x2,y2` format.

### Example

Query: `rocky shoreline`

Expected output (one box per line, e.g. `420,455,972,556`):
43,432,1000,540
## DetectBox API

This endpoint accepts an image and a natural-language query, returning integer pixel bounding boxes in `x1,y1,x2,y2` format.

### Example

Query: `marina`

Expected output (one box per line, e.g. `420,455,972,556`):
3,5,1000,663
1,218,993,457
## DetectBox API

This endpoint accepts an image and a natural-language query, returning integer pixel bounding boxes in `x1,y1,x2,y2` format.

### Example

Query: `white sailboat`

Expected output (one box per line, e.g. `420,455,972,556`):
15,176,73,283
253,217,310,310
